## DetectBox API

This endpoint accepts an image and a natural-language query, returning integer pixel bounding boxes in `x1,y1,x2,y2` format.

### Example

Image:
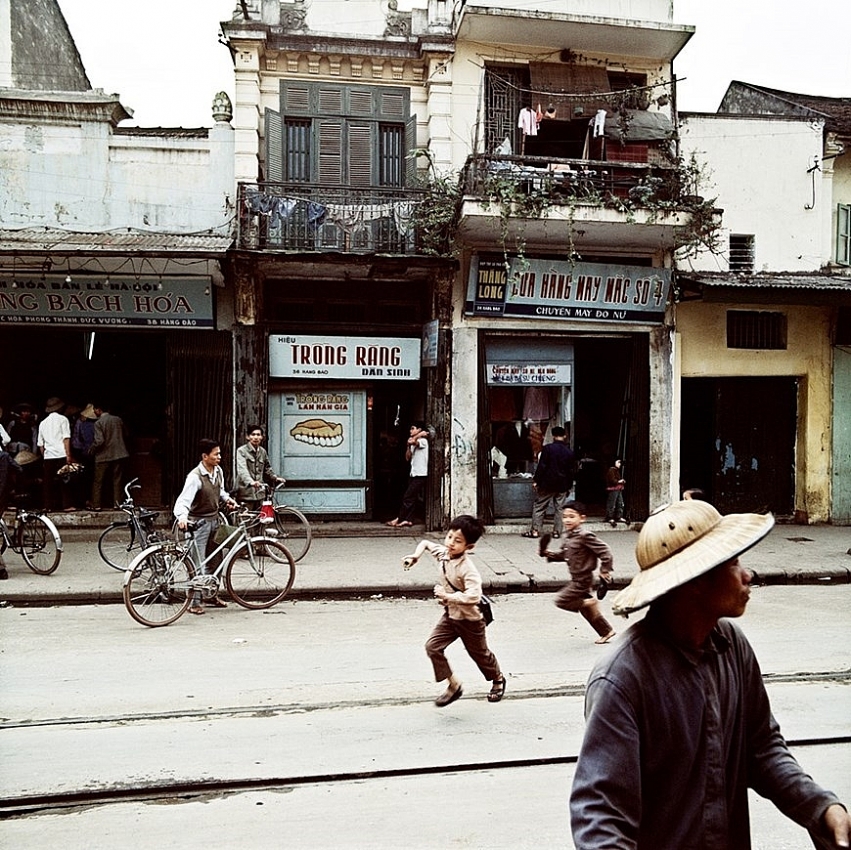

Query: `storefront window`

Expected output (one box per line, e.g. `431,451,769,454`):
486,340,574,517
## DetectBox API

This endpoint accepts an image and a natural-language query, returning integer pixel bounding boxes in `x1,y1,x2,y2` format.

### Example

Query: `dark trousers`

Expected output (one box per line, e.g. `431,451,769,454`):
92,459,126,509
606,489,624,521
42,458,72,511
398,475,426,523
425,611,501,683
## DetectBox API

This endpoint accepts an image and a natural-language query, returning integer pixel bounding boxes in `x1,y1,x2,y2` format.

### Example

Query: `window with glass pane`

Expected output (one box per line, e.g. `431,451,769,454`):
379,124,404,187
285,119,311,182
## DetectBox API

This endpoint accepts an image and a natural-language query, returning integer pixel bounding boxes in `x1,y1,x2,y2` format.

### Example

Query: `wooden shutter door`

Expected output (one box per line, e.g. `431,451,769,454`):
265,108,283,182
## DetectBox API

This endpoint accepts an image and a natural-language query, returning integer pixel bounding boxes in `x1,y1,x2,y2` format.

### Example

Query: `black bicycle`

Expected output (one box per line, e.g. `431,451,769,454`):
97,478,168,571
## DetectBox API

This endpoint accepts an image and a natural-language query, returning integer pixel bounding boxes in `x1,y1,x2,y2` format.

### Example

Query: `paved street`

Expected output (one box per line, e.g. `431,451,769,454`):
1,586,849,848
1,521,849,605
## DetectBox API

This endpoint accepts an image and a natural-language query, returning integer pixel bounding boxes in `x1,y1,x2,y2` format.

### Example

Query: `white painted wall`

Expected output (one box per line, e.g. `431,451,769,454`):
0,108,234,234
678,114,827,272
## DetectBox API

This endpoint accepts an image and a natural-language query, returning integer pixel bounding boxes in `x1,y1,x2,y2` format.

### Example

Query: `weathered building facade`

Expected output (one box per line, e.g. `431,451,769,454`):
222,0,699,525
0,0,235,504
678,89,851,523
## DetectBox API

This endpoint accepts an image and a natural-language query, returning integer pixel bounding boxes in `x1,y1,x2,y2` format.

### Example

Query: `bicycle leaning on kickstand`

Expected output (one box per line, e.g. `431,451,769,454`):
0,503,63,575
122,509,296,627
97,477,168,571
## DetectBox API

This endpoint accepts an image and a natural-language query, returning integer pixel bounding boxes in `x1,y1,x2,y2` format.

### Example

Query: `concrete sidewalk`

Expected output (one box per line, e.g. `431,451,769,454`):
0,518,848,606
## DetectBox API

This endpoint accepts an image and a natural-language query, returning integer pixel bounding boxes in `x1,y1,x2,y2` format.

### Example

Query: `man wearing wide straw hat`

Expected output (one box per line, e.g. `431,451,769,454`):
570,499,851,849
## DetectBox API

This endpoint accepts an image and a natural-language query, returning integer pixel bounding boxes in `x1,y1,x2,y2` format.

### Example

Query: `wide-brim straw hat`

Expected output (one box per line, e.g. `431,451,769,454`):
15,449,40,466
611,499,774,616
44,397,65,413
80,404,98,420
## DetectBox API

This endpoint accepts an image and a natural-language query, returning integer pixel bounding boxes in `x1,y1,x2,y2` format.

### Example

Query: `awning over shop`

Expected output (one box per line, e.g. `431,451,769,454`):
677,272,851,304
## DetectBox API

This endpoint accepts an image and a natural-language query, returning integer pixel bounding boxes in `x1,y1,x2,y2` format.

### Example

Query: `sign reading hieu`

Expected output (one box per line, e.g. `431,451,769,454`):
0,275,214,328
465,255,671,323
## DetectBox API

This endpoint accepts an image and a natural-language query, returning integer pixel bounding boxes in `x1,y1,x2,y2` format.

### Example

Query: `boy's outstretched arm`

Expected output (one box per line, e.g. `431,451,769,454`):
402,539,439,569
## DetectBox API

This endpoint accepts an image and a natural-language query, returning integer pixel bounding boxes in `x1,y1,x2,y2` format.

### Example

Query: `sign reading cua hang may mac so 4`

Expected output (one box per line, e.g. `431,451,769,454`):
465,255,671,323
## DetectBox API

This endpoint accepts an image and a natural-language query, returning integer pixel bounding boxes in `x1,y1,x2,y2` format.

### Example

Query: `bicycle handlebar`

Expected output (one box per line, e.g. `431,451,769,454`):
123,478,141,501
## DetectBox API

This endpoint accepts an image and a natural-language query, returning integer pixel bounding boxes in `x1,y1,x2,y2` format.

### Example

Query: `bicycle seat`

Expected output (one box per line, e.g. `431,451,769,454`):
139,509,159,521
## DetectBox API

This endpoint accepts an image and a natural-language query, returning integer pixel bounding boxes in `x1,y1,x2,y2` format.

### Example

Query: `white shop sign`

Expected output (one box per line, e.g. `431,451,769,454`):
487,363,572,385
269,334,421,380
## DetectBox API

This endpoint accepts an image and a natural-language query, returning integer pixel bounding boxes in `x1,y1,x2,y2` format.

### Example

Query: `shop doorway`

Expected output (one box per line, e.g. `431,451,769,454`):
371,383,426,521
680,377,797,515
479,334,648,522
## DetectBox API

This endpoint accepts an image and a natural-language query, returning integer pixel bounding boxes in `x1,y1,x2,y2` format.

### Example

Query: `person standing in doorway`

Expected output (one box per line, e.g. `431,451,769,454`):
174,438,238,614
523,425,574,540
36,397,73,512
235,425,285,510
90,402,130,511
541,500,616,644
385,421,429,528
605,458,626,527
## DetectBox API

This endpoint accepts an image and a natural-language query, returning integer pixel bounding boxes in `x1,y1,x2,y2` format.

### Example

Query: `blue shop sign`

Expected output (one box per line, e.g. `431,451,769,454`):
465,254,670,323
0,275,214,329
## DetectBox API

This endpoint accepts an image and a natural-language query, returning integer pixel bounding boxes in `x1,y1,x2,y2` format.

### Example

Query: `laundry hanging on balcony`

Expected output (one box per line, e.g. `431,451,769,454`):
243,190,327,229
323,200,415,237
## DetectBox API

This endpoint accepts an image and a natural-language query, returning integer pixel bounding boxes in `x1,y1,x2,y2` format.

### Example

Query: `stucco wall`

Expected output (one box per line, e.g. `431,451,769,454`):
679,114,826,272
0,115,233,233
677,300,833,522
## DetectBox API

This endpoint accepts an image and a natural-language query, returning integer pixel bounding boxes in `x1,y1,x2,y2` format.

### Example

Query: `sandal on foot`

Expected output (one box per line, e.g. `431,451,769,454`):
521,530,539,538
538,533,551,557
385,519,399,527
205,597,228,608
397,520,413,527
595,631,616,644
188,606,205,615
435,684,463,707
487,676,506,703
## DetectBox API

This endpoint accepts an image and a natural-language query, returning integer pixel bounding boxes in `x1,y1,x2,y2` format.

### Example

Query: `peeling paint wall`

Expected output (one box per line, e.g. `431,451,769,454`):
677,301,833,522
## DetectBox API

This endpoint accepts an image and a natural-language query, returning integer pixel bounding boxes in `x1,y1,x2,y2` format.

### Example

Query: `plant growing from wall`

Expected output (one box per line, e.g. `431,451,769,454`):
408,150,463,257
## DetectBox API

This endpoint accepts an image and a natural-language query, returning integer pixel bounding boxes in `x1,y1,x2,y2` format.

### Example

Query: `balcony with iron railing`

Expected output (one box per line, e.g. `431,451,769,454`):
237,183,426,254
459,152,706,252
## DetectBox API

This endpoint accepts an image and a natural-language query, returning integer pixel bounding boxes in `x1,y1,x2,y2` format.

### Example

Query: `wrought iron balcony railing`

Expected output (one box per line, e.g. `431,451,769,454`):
463,154,685,208
237,183,426,254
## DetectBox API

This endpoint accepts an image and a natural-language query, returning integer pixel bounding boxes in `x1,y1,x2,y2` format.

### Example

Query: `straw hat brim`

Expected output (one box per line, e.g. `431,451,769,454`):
14,450,40,466
611,511,775,615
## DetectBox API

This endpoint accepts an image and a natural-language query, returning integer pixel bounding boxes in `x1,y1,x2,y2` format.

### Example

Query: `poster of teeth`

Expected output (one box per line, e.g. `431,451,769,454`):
284,391,352,450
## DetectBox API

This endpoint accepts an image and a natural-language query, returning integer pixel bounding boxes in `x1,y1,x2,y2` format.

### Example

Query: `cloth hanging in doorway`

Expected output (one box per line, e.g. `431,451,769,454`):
518,107,540,137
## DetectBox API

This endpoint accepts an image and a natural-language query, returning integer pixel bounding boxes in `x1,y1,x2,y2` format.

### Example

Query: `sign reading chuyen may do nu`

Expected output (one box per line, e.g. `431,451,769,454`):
269,334,421,380
0,275,214,328
465,255,671,323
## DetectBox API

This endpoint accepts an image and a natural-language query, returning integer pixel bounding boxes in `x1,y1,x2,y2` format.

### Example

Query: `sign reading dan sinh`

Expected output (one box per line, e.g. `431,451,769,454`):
0,275,213,328
465,254,671,323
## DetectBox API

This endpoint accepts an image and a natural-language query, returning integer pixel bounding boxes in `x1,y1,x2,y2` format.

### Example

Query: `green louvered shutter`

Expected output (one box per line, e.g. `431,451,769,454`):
265,108,283,182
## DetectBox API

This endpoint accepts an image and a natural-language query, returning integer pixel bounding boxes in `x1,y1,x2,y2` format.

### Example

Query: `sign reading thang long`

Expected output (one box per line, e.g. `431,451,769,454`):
0,276,213,328
466,254,671,323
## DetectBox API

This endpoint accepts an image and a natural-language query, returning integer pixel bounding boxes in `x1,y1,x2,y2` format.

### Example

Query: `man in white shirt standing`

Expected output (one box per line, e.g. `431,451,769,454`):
37,397,73,512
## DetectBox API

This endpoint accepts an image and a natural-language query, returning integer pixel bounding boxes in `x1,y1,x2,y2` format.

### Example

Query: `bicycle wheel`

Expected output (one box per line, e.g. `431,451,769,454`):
271,505,312,562
98,522,139,571
123,545,195,627
225,537,295,609
19,514,62,575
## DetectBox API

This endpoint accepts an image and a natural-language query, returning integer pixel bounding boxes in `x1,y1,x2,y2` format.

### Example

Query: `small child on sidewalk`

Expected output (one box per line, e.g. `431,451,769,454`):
541,500,616,644
402,514,506,706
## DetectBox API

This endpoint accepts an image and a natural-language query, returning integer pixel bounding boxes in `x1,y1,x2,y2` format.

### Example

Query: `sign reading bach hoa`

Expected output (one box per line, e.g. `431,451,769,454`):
465,255,671,323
